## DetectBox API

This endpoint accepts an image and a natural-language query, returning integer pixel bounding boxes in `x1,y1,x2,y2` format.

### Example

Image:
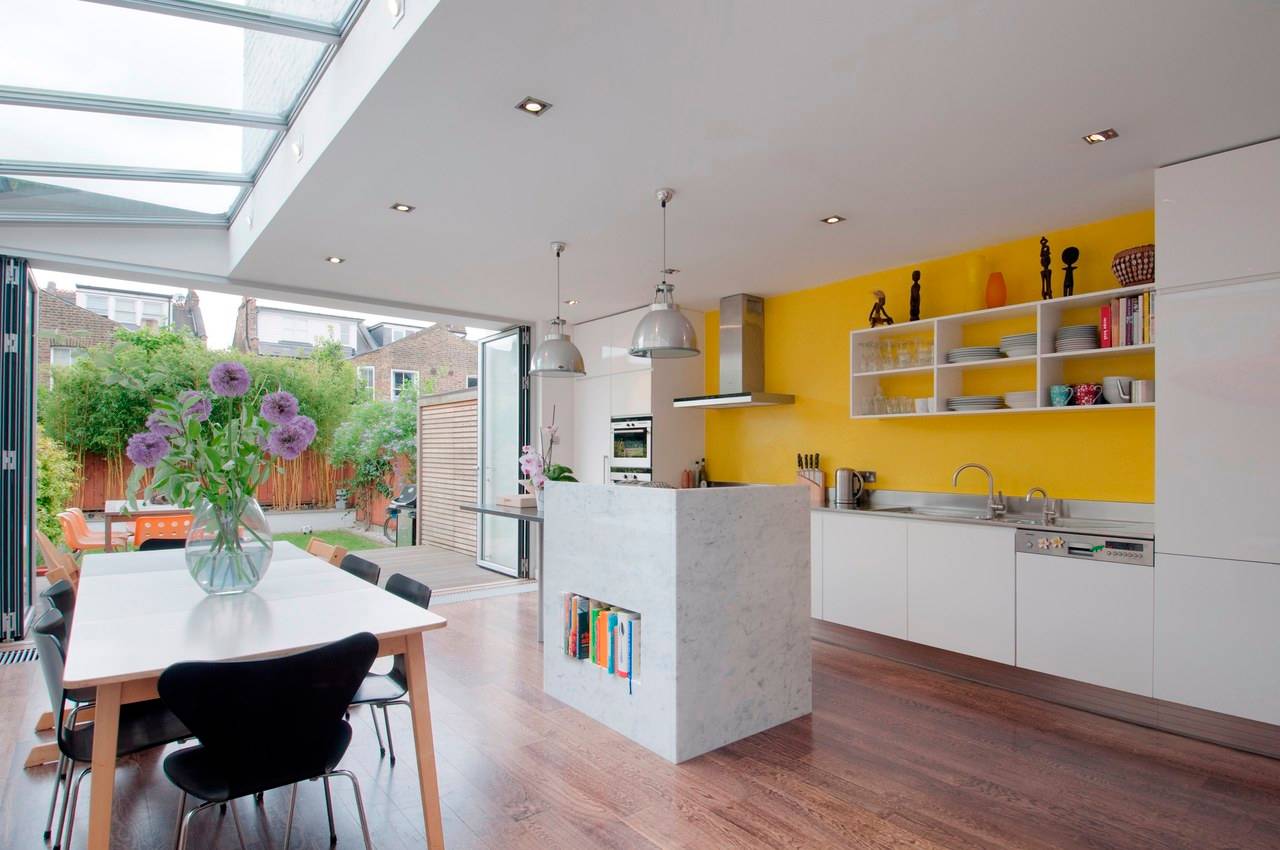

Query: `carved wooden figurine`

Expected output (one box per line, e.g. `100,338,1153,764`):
1039,236,1053,300
1061,246,1079,297
868,290,894,327
909,270,921,322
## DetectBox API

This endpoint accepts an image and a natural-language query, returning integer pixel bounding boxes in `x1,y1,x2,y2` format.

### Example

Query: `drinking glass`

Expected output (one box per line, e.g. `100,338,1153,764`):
896,340,914,369
879,340,895,371
916,341,934,366
860,341,880,372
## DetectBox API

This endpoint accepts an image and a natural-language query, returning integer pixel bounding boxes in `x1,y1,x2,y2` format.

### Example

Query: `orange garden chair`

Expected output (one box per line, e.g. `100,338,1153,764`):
57,510,130,555
306,538,350,566
133,514,194,548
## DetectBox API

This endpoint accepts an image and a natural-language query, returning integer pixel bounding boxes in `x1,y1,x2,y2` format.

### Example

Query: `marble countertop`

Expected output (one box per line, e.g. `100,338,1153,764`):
813,503,1154,540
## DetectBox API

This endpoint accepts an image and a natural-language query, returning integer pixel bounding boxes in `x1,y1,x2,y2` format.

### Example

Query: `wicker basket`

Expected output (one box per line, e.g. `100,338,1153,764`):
1112,244,1155,287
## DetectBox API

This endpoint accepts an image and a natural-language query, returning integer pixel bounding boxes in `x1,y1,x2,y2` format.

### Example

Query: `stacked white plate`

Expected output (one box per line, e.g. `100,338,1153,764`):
1003,390,1038,409
947,394,1004,412
946,345,1003,364
999,332,1038,359
1055,324,1099,352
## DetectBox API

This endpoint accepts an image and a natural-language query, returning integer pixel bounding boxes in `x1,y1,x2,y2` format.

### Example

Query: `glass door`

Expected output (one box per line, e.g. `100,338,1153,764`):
0,256,37,640
476,326,530,576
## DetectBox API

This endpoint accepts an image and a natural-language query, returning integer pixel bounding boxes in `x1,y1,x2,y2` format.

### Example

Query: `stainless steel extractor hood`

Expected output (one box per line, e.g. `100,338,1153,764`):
673,294,795,409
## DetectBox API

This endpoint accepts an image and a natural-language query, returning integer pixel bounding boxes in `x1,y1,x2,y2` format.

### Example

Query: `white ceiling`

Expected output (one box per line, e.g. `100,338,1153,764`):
230,0,1280,324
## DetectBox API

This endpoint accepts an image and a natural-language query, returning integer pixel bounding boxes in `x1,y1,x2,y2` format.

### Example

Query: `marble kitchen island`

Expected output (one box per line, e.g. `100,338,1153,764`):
542,482,812,763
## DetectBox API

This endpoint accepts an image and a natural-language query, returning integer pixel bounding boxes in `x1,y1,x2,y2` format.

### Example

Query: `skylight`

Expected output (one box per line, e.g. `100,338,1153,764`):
0,0,365,225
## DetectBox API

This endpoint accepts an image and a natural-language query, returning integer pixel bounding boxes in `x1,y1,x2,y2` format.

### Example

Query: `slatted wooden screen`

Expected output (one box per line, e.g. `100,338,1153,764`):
418,394,478,556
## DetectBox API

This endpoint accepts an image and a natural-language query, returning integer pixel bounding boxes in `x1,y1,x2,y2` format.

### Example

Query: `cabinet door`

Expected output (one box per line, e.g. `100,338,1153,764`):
1156,278,1280,562
571,375,611,485
609,308,652,374
821,514,907,638
1016,553,1153,695
610,369,651,418
1155,553,1280,725
908,523,1014,664
570,317,611,378
810,512,823,619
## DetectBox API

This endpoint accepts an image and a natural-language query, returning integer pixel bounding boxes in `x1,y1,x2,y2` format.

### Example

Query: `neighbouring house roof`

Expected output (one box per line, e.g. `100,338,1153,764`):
172,290,206,339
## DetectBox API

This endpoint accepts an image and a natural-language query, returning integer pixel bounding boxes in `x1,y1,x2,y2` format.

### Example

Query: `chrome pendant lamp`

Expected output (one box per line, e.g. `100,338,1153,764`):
630,188,700,358
529,241,586,377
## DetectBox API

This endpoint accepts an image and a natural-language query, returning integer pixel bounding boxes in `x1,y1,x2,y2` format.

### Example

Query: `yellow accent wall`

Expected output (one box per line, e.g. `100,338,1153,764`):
703,211,1155,502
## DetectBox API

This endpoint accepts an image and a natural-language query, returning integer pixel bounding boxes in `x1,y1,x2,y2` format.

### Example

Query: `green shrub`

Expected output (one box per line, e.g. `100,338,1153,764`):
36,425,79,546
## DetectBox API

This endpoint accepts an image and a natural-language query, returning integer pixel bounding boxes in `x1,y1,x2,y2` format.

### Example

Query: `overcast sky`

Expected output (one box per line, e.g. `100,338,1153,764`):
31,269,494,349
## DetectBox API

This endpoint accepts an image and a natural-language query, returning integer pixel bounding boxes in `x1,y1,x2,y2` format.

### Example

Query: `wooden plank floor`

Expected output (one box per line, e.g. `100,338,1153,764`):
360,544,519,594
4,591,1280,849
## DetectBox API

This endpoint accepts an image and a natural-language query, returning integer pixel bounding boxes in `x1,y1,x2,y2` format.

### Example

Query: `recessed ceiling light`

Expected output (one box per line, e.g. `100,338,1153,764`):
821,215,846,224
1083,128,1118,145
564,299,580,305
390,202,415,212
324,256,345,264
516,96,552,115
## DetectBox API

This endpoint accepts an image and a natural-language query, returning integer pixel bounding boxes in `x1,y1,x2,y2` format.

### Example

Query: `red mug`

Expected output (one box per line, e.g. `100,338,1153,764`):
1074,383,1103,405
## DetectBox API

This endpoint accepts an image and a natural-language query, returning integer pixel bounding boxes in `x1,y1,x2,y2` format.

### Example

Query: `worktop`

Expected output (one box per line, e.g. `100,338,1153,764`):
542,482,812,763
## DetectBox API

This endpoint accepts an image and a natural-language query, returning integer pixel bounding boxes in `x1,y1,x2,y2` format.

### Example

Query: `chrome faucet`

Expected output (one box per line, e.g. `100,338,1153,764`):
1025,486,1059,526
952,463,1006,519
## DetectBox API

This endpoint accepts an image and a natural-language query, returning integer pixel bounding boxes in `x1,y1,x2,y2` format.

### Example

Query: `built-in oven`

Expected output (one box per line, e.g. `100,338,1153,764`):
610,416,653,473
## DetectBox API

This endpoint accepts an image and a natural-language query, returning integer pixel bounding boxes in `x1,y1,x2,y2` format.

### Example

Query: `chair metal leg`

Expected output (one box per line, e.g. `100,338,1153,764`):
382,704,397,765
323,776,337,845
228,798,248,850
176,800,217,850
283,782,299,850
330,769,374,850
44,753,67,838
172,790,187,850
51,763,80,850
367,704,386,757
58,766,91,850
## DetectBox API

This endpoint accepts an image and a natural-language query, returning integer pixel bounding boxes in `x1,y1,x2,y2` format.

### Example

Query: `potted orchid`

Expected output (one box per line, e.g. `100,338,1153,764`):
125,361,317,594
518,408,576,511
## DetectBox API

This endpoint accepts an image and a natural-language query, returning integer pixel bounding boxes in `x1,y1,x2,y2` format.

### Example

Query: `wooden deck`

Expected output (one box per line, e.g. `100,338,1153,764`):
360,543,521,595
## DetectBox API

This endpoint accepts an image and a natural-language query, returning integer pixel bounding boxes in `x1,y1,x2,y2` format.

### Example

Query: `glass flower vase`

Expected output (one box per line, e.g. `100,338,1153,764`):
185,497,273,595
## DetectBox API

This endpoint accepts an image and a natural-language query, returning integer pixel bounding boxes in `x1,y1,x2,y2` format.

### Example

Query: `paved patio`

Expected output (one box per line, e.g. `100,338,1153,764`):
358,543,522,595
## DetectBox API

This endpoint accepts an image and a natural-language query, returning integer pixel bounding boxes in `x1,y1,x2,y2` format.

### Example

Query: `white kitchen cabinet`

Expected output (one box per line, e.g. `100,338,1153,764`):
571,375,610,485
1155,277,1280,563
1155,137,1280,289
821,513,908,639
1016,553,1153,696
809,512,823,619
908,523,1014,664
570,316,612,378
610,369,651,418
1155,553,1280,726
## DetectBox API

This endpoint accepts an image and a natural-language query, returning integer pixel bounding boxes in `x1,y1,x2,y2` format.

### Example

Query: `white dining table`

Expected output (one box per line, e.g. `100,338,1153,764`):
62,544,449,850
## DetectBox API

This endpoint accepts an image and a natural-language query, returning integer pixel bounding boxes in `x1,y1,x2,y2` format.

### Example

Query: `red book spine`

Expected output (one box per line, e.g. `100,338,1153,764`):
1099,304,1112,348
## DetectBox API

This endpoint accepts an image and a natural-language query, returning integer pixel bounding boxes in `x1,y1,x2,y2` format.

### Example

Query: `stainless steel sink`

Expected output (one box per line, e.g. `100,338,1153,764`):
869,505,1148,534
870,505,992,521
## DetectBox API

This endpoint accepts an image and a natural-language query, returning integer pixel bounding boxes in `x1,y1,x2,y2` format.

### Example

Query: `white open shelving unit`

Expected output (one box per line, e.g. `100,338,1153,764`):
850,284,1156,419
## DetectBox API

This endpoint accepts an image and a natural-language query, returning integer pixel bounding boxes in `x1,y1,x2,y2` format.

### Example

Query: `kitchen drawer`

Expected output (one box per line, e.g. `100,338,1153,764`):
908,523,1014,664
1016,552,1153,696
820,513,907,639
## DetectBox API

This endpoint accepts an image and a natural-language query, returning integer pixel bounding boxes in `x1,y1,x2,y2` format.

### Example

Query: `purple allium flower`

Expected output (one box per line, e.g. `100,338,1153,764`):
291,414,317,446
260,390,299,425
267,421,309,460
146,410,180,437
208,361,251,397
179,390,211,422
126,431,171,468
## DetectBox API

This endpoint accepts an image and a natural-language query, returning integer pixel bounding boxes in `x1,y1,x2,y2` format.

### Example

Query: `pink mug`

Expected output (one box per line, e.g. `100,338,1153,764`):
1074,383,1103,405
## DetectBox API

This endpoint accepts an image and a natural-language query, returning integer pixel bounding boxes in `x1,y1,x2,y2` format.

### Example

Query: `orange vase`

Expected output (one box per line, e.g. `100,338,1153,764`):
985,272,1007,308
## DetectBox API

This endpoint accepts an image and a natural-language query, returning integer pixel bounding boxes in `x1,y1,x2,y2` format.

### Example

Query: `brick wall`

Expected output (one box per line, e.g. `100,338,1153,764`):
37,287,120,385
232,296,258,353
350,326,478,399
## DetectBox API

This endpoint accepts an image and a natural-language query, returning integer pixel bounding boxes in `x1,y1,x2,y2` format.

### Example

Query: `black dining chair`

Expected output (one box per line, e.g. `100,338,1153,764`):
158,632,379,850
40,578,76,629
137,537,187,551
350,573,432,765
31,609,191,850
338,553,380,586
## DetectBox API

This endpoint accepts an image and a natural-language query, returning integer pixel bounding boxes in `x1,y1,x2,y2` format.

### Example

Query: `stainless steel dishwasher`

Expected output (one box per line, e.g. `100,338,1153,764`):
1015,529,1155,696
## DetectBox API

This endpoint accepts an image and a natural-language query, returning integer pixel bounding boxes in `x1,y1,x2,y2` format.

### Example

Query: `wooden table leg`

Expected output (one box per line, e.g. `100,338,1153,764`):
404,635,446,849
103,516,115,553
85,681,121,850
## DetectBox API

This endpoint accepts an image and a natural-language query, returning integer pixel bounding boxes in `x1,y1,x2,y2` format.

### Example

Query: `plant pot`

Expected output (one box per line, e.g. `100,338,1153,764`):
535,488,545,513
185,497,273,595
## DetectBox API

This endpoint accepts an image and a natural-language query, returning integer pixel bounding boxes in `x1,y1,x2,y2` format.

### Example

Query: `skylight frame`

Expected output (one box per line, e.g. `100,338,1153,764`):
0,0,370,227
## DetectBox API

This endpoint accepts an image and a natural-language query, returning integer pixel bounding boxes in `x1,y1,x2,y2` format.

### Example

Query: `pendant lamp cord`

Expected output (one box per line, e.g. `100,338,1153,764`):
661,196,668,284
555,244,562,322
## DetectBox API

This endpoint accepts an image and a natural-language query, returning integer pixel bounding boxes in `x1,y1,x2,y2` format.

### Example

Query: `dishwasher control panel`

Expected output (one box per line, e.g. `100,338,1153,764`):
1016,529,1153,566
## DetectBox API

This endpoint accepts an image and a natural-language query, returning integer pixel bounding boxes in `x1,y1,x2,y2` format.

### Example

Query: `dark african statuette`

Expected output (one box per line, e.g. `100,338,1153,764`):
1061,246,1080,297
909,270,921,322
1039,236,1053,300
868,289,894,327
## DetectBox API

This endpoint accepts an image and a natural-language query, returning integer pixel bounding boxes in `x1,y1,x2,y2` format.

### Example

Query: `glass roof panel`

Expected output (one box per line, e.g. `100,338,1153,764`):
0,105,275,175
199,0,360,26
2,0,326,116
0,175,239,217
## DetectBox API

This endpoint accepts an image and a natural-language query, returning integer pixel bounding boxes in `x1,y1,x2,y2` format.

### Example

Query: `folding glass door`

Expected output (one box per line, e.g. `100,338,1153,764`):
476,326,530,576
0,257,37,640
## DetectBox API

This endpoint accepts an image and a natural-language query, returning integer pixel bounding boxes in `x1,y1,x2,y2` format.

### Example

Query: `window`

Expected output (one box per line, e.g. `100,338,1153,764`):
141,300,167,327
466,375,478,388
81,293,108,317
391,370,418,400
110,297,139,324
390,327,410,342
50,346,85,367
356,365,374,391
279,316,309,343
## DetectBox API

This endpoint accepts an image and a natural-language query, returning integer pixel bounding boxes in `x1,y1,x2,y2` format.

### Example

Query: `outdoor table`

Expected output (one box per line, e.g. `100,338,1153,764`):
63,543,449,849
101,500,194,552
